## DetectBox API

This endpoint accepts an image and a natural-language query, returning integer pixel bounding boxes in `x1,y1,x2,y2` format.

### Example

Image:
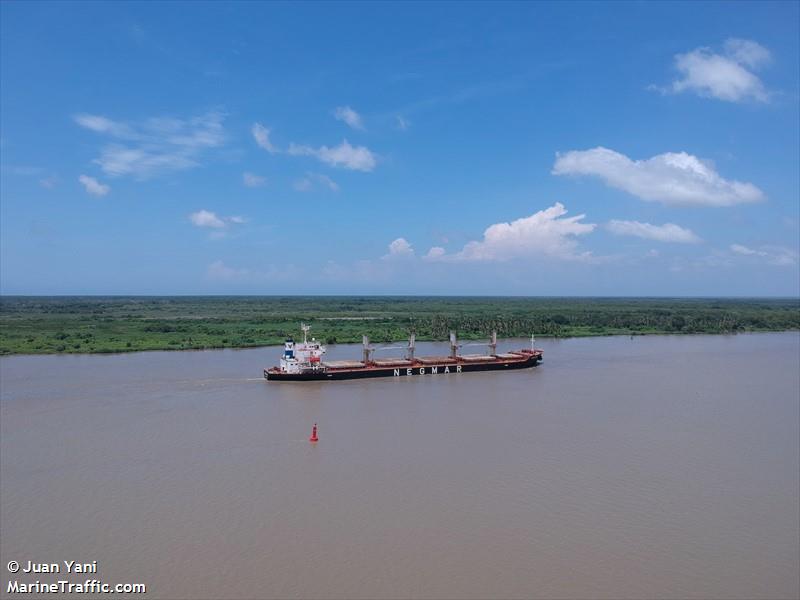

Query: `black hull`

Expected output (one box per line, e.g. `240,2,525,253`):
265,355,541,381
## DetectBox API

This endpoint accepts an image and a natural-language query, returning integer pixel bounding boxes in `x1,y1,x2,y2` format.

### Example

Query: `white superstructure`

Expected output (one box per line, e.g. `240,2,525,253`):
279,323,327,374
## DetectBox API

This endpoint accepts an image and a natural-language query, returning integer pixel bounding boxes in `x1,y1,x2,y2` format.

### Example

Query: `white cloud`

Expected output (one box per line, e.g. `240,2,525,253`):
78,174,110,196
655,38,771,103
383,237,414,259
424,246,446,260
242,172,266,187
435,203,596,262
288,139,376,172
189,209,225,228
607,220,701,243
75,111,226,179
765,249,797,266
251,122,279,153
333,106,365,130
723,38,771,69
96,146,197,177
730,243,797,265
73,114,135,138
396,115,410,131
730,243,760,256
552,147,764,207
293,172,339,192
189,210,246,232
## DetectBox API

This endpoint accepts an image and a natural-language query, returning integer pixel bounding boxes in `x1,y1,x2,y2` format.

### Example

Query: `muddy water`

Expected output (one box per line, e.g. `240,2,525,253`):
1,333,798,599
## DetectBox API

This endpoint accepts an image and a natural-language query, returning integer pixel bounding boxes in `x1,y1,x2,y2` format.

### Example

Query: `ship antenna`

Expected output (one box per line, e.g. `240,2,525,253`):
531,333,535,351
301,323,310,344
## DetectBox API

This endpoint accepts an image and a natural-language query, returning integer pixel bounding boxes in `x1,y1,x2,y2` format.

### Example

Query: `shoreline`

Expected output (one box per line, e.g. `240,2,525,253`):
2,296,798,356
1,328,797,358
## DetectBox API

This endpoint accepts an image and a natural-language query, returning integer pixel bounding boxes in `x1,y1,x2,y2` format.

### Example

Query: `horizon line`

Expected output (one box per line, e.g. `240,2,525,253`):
1,294,799,300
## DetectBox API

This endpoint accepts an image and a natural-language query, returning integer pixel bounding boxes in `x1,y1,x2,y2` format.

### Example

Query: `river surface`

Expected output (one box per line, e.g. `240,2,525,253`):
1,333,798,599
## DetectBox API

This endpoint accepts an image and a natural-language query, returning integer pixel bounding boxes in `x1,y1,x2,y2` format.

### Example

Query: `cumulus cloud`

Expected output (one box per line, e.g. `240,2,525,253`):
431,203,596,262
552,147,764,207
607,220,701,243
189,210,247,235
293,172,339,192
74,111,226,179
383,237,414,259
654,38,771,103
78,174,110,196
288,139,377,172
251,123,279,153
424,246,446,260
723,39,771,69
189,209,225,228
242,172,266,187
730,243,797,265
333,106,365,130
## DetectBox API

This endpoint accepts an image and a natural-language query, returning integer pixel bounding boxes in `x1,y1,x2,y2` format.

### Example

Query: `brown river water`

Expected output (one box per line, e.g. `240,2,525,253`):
1,333,798,599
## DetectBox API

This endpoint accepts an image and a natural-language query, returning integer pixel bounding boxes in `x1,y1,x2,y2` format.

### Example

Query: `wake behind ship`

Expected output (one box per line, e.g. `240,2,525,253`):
264,324,543,381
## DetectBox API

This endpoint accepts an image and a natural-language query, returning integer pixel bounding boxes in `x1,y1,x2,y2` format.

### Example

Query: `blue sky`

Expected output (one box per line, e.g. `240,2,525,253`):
1,1,798,296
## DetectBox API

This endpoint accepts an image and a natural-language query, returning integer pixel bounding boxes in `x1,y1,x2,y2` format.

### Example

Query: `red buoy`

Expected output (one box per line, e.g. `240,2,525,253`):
309,423,319,443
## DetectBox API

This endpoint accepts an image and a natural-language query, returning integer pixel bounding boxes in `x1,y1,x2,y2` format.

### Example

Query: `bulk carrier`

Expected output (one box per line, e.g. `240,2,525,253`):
264,324,543,381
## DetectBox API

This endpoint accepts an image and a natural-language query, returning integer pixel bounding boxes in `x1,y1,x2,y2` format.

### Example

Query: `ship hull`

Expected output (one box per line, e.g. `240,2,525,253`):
265,353,542,381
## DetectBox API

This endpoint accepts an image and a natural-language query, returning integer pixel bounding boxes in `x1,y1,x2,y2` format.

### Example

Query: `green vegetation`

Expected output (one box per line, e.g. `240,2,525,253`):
0,296,798,355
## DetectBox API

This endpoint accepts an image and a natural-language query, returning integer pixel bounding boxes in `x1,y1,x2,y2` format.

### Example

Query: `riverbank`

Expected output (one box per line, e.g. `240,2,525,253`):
1,296,798,355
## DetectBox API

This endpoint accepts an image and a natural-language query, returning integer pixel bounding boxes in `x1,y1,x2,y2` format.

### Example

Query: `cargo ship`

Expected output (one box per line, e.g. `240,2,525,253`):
264,324,543,381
